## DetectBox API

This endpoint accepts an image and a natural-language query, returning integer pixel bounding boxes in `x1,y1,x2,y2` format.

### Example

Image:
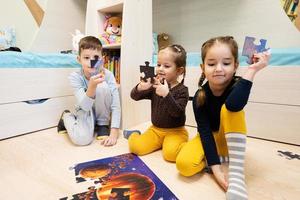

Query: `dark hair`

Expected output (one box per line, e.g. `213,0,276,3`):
78,36,102,55
162,44,187,83
197,36,239,106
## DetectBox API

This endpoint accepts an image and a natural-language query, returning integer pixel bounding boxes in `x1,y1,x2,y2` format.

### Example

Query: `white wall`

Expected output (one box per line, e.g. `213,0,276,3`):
30,0,87,53
0,0,86,52
153,0,300,52
0,0,38,50
37,0,48,9
153,0,300,144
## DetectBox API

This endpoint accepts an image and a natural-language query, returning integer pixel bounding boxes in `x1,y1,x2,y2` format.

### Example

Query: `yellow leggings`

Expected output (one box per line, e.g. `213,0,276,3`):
128,125,188,162
176,105,247,176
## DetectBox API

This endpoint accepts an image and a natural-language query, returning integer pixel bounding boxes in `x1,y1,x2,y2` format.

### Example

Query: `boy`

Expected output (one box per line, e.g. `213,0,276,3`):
58,36,121,146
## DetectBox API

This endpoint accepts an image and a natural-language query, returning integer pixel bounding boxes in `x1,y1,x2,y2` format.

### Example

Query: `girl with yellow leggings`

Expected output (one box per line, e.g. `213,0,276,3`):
125,44,189,162
176,36,271,200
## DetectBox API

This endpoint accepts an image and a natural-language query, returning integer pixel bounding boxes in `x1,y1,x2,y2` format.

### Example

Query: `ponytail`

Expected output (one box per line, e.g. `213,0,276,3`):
181,67,186,84
197,72,206,106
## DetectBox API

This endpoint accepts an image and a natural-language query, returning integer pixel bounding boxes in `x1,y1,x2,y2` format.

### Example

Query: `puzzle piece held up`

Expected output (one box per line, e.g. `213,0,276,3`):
140,61,156,83
242,36,269,64
90,55,104,76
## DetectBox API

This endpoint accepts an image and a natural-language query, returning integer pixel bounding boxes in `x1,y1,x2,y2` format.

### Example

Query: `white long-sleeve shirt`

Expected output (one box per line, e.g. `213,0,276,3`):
68,68,121,128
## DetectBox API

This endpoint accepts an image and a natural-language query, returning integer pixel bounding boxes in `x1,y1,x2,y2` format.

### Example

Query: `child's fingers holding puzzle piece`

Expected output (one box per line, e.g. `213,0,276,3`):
91,73,105,84
137,78,152,91
249,50,271,72
153,78,169,97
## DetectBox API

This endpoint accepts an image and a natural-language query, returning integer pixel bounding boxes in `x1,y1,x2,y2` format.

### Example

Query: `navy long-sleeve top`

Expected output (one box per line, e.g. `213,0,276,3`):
192,77,253,166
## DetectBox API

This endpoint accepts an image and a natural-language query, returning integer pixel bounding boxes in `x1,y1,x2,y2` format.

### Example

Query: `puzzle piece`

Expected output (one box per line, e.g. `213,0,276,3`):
242,36,269,64
277,150,300,160
61,153,179,200
60,187,98,200
96,135,109,141
109,188,130,200
90,56,104,76
140,61,156,83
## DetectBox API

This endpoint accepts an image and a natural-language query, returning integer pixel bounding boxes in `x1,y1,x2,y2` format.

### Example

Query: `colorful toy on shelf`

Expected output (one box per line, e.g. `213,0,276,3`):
99,16,122,45
242,36,269,64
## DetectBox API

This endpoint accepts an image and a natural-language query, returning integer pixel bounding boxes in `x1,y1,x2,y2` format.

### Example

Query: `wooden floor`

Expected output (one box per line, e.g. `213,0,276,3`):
0,122,299,200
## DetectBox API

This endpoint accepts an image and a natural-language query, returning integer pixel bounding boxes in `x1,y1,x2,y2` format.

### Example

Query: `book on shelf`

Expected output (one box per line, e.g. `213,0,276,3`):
103,50,120,84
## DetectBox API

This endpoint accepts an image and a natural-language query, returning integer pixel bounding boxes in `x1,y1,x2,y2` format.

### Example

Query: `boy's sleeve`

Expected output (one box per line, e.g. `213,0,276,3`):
105,71,121,129
193,91,220,166
162,86,189,117
130,84,153,101
225,78,253,112
68,71,94,111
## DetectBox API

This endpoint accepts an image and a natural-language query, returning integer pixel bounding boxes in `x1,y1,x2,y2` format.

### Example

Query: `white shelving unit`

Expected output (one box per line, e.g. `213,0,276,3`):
86,0,153,128
102,44,121,49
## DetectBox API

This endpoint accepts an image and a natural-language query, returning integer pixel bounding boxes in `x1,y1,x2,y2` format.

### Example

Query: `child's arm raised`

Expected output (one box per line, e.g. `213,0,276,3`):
69,72,104,112
225,51,271,112
130,78,154,101
154,79,189,117
242,51,271,82
137,78,153,91
86,73,105,98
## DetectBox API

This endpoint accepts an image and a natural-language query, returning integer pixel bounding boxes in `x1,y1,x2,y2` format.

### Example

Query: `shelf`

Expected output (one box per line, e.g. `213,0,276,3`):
102,43,121,49
97,1,123,13
86,0,153,128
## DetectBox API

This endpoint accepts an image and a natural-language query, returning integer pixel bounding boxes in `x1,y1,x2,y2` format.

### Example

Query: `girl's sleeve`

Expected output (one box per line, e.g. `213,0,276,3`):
225,78,253,112
130,84,153,101
193,91,220,166
162,86,189,117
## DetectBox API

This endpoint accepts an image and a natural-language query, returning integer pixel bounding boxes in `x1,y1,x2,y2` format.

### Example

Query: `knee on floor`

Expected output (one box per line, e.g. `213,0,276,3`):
176,152,206,177
70,137,93,146
162,148,177,162
176,158,198,177
128,141,148,156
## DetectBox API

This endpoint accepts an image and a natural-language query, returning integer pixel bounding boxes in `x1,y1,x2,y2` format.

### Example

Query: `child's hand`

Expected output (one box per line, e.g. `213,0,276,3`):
89,73,105,88
249,50,271,72
137,78,152,91
100,128,119,146
86,73,105,98
243,50,271,82
153,78,169,97
211,164,228,191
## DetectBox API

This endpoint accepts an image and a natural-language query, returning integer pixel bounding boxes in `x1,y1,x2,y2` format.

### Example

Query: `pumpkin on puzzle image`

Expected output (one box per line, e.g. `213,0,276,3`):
99,16,122,45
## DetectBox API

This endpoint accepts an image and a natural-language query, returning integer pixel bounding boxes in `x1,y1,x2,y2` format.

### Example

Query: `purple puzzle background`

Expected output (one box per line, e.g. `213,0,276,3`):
61,153,178,200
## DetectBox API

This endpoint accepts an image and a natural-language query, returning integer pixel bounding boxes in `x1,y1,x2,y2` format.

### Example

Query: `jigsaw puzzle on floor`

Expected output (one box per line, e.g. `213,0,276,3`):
60,153,178,200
